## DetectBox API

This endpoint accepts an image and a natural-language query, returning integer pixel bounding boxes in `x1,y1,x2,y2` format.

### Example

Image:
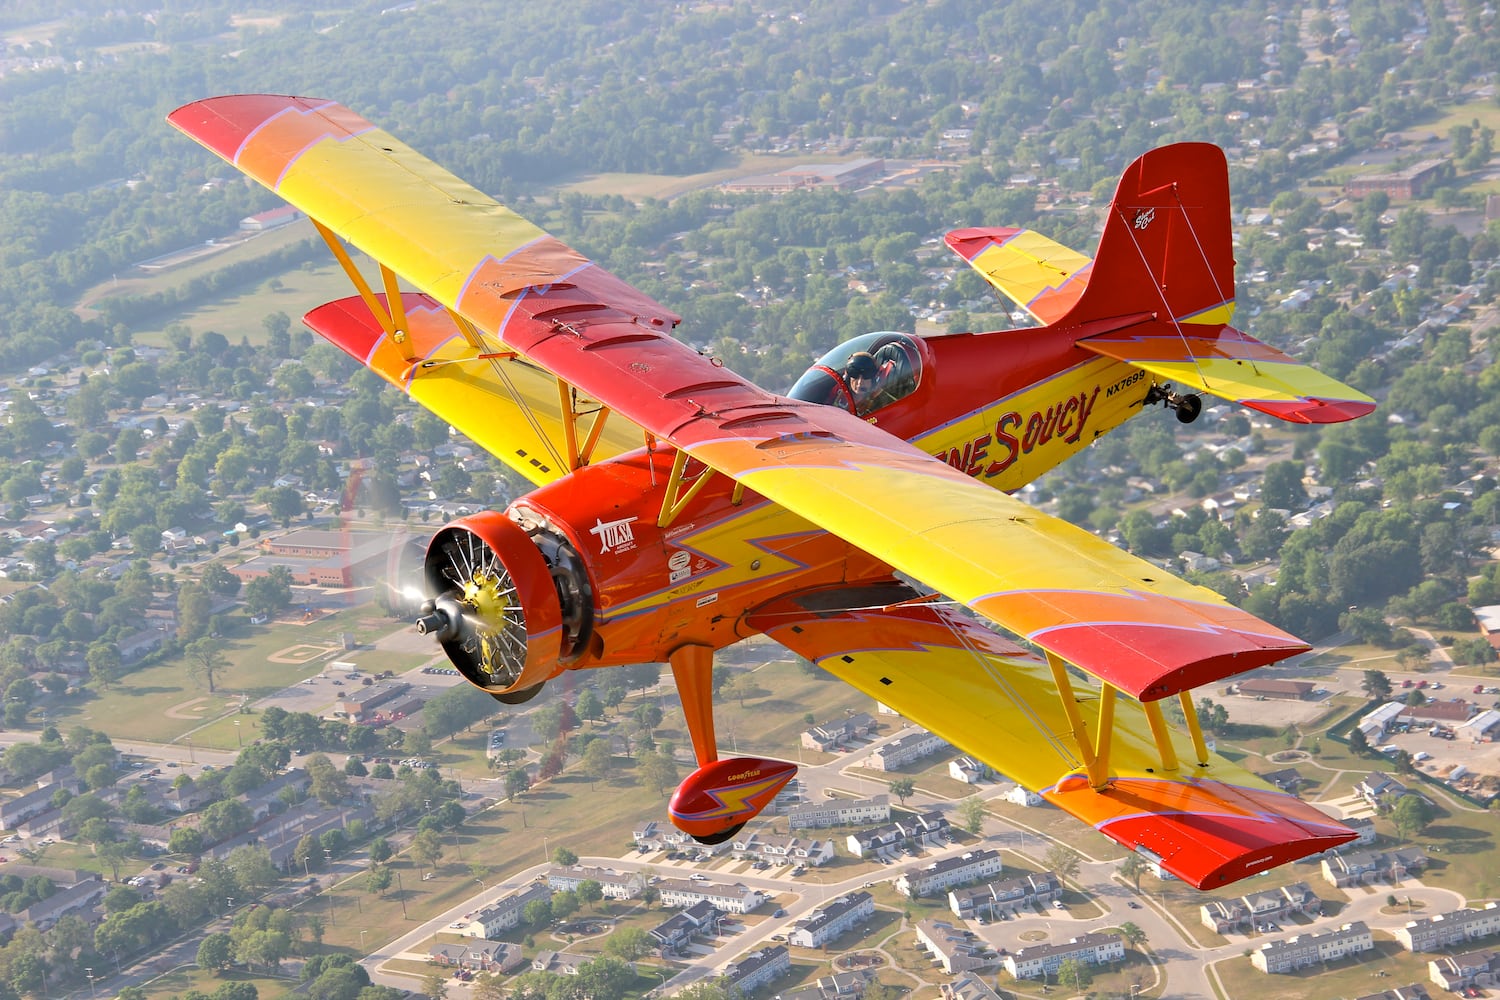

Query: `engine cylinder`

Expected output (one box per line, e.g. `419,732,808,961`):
421,512,565,696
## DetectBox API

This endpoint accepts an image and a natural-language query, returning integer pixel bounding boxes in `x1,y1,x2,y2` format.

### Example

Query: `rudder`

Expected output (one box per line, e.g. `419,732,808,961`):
1062,142,1235,329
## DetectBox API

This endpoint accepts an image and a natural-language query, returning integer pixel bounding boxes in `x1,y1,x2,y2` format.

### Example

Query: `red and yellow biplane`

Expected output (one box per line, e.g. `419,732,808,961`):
170,95,1375,889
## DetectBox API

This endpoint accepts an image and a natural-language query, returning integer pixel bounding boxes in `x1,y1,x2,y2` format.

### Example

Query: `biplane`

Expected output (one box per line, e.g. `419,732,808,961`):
170,95,1375,889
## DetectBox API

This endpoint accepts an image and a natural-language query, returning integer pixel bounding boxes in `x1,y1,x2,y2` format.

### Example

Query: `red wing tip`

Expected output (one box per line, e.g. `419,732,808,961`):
167,94,331,161
943,227,1022,256
1245,398,1377,424
1037,624,1310,702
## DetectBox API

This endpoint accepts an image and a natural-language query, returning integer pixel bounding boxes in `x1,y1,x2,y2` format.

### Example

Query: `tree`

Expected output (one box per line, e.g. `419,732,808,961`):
1045,843,1081,880
887,777,915,805
419,973,448,1000
522,897,553,928
1361,669,1393,701
577,879,604,911
1118,852,1146,892
582,737,612,789
1391,795,1435,842
1118,921,1147,949
604,926,652,962
198,933,235,974
505,767,531,800
411,828,444,873
369,837,393,865
552,846,579,867
637,750,678,797
1055,957,1092,992
186,636,228,693
366,867,393,897
956,795,985,835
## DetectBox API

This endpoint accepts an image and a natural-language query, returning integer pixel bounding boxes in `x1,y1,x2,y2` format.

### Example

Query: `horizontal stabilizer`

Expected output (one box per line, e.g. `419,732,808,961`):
944,227,1093,325
1078,324,1375,424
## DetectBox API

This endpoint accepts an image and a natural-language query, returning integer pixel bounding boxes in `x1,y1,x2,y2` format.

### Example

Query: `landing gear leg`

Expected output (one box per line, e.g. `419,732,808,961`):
665,643,797,844
1143,382,1203,424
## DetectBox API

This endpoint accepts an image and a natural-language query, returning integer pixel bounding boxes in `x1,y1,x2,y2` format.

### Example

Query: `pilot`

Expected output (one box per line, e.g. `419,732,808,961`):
844,347,903,415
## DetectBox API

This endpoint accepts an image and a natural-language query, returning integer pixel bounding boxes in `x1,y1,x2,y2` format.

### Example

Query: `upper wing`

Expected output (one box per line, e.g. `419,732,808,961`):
748,586,1355,889
304,292,646,486
169,95,1305,701
944,226,1093,325
1077,325,1376,424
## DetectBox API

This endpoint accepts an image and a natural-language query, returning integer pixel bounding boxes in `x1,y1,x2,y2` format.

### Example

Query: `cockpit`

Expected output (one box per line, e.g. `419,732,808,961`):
787,332,924,418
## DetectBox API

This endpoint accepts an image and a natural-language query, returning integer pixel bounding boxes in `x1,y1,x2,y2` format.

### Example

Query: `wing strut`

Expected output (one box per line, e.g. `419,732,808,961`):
1048,651,1215,789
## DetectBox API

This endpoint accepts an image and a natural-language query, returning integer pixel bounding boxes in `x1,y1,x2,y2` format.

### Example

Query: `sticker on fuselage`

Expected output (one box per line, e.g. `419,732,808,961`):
590,515,639,554
668,549,692,583
695,593,719,609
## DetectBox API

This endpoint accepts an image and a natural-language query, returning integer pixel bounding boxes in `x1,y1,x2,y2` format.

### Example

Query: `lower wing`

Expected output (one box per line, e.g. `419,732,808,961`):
748,584,1354,890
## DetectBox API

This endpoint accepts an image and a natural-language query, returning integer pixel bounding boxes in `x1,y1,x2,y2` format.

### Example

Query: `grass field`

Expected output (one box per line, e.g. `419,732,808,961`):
1211,936,1433,1000
45,608,396,745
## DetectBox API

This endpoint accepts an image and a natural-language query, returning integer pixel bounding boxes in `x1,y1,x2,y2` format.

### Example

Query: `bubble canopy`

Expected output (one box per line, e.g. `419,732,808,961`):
787,332,924,417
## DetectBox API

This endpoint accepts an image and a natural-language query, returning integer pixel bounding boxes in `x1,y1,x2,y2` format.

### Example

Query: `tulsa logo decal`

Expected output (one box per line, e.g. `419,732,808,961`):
589,516,638,554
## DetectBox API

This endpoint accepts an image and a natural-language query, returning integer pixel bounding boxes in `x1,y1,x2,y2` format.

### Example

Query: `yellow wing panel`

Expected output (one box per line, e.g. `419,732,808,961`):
749,590,1354,889
944,227,1094,325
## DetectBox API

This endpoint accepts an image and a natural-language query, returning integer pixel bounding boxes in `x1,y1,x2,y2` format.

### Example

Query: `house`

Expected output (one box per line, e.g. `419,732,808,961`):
1321,848,1427,888
1399,700,1479,726
428,942,525,973
17,878,109,931
847,810,950,859
1258,767,1305,793
1393,903,1500,952
531,951,588,976
1004,784,1043,807
787,795,890,830
788,892,874,949
1002,933,1125,981
941,973,1005,1000
1352,986,1431,1000
1355,772,1419,811
1201,898,1251,934
656,878,766,914
545,865,644,900
867,730,948,770
1428,949,1500,992
724,946,791,994
948,756,989,784
778,970,874,1000
649,900,723,956
459,883,553,938
897,850,1003,899
731,831,835,867
914,918,993,974
801,712,874,752
950,872,1061,920
1251,922,1373,973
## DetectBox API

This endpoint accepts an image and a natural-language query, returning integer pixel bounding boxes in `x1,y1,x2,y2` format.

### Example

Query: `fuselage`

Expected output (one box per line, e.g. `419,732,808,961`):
515,324,1150,672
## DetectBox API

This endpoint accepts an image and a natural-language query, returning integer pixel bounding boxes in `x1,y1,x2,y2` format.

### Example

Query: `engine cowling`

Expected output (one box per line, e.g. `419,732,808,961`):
415,512,577,699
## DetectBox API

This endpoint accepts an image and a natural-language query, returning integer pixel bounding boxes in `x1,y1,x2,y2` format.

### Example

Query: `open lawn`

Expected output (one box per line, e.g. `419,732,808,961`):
1211,936,1433,1000
136,966,297,1000
988,800,1128,864
46,608,412,746
557,152,852,201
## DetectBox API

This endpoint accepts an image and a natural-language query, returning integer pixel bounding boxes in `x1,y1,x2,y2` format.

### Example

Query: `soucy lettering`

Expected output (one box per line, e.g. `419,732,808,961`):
938,388,1100,478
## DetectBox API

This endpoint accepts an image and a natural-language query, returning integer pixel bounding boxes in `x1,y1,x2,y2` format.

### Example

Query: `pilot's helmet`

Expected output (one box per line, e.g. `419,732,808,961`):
845,352,878,379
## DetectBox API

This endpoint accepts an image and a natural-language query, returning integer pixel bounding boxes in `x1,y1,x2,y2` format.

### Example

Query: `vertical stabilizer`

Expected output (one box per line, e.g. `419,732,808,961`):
1062,143,1236,329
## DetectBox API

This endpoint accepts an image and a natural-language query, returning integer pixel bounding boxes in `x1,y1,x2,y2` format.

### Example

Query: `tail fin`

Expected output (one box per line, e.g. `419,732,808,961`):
1062,142,1236,328
1066,143,1375,424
